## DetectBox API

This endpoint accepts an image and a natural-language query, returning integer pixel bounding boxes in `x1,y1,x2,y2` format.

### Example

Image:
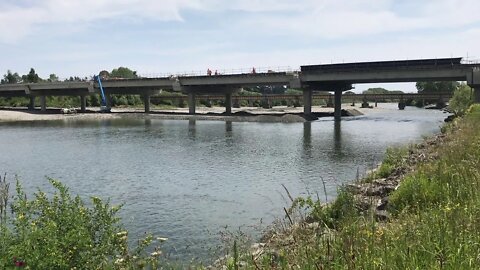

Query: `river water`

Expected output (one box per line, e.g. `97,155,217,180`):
0,104,446,261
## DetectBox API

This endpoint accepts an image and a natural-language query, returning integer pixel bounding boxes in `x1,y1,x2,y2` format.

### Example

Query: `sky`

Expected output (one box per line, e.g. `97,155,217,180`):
1,0,480,92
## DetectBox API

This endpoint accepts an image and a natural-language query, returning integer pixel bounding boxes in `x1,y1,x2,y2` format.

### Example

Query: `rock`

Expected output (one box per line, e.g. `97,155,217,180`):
61,108,77,114
250,243,266,258
306,222,320,230
444,114,456,122
375,210,389,221
346,184,363,194
354,195,372,211
345,108,363,116
372,178,387,185
366,186,389,196
376,197,389,211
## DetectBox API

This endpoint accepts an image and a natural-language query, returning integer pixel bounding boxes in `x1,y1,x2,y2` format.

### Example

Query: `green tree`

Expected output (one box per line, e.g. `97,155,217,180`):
22,68,41,83
1,70,21,84
99,70,110,78
47,74,59,82
110,67,138,79
449,84,473,116
416,81,459,94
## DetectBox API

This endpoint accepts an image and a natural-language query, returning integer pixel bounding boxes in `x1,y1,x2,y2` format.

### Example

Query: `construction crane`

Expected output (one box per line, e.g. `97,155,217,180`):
94,75,111,113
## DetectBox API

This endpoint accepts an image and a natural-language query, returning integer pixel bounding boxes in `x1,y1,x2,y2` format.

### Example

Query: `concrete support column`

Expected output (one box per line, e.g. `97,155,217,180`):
28,97,35,110
143,94,151,113
334,90,342,121
303,89,312,115
225,93,232,114
80,95,87,112
188,92,196,114
40,96,47,112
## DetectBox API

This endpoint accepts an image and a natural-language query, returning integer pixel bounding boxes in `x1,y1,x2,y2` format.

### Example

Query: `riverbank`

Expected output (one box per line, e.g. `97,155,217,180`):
0,105,366,123
219,104,480,269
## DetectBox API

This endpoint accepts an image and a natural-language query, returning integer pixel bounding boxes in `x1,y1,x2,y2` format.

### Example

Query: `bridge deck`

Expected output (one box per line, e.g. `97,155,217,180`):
301,57,463,72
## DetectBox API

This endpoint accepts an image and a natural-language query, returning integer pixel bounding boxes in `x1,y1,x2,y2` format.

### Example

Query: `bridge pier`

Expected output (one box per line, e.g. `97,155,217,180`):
188,92,196,114
334,90,342,121
303,89,312,115
143,94,151,113
225,93,232,114
28,96,35,110
80,95,87,112
40,96,47,112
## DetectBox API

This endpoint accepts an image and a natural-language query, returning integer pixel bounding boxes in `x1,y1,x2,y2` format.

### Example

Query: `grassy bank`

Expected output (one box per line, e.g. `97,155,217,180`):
225,104,480,269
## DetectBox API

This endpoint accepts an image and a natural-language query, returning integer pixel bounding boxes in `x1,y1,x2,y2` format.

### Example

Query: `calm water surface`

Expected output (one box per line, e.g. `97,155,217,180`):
0,104,447,261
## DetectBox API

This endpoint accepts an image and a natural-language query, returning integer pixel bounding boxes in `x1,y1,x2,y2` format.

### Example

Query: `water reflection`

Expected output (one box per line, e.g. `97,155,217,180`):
144,118,152,128
188,119,196,139
225,121,233,136
334,120,342,153
302,122,312,157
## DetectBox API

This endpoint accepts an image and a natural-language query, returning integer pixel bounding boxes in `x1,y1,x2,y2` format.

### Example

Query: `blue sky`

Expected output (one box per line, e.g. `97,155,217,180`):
1,0,480,92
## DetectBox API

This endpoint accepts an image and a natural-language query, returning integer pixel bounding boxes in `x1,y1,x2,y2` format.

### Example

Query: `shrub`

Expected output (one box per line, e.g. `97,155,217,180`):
449,84,473,116
0,178,160,269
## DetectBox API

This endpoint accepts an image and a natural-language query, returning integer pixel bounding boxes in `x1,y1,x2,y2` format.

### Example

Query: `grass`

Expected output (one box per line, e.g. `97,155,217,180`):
224,104,480,269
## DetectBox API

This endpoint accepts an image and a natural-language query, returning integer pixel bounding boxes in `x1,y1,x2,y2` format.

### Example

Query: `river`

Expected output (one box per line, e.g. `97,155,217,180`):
0,104,447,262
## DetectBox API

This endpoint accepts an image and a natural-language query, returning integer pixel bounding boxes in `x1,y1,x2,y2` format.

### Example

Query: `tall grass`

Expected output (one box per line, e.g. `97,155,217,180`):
228,104,480,269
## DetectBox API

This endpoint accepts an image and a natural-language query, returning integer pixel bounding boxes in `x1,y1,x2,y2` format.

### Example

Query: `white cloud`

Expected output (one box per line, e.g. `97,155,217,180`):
0,0,202,43
230,0,480,39
1,0,480,82
2,0,480,43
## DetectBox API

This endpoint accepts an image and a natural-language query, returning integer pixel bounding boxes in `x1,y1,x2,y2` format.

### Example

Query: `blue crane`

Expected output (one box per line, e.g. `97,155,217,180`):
94,75,111,112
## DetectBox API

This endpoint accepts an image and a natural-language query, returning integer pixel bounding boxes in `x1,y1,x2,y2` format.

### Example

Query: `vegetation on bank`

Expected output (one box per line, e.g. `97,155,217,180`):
0,178,164,269
218,104,480,269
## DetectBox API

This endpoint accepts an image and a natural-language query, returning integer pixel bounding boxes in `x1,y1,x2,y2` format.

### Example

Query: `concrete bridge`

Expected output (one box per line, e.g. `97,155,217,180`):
1,57,479,120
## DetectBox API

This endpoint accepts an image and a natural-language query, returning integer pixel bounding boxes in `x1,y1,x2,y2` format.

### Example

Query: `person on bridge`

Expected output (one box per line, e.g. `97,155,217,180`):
214,70,218,75
207,69,212,76
252,67,256,74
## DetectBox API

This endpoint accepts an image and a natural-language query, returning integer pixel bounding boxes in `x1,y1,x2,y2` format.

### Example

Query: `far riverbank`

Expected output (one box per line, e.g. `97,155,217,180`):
0,105,367,123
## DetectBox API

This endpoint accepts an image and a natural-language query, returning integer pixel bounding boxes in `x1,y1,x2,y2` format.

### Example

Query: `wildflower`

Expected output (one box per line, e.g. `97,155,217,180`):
116,231,128,237
13,258,26,267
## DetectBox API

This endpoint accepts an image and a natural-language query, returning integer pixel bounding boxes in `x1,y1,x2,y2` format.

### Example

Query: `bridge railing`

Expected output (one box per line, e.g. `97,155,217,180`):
138,66,297,78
